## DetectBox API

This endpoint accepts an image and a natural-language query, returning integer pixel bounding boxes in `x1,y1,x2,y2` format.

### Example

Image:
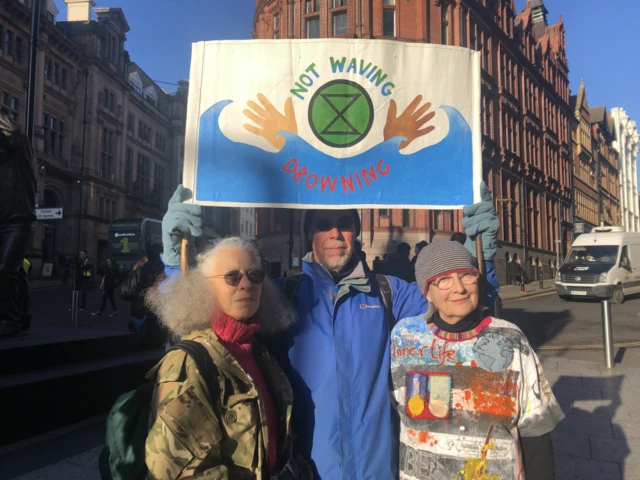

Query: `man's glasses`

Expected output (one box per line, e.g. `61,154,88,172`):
207,269,266,286
430,272,480,290
314,216,354,232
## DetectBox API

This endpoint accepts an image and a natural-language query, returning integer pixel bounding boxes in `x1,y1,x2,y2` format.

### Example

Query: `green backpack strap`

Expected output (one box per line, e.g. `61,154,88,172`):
99,340,221,480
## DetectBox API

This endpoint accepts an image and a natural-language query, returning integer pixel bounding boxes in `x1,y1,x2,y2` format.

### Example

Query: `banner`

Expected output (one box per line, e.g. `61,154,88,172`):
184,40,481,209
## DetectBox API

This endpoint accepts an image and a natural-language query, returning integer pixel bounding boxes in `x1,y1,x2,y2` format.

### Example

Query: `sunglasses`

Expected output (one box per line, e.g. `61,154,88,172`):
207,269,266,286
314,216,354,232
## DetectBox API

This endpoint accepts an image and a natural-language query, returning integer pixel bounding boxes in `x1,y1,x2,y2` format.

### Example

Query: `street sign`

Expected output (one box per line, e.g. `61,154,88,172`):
36,208,63,220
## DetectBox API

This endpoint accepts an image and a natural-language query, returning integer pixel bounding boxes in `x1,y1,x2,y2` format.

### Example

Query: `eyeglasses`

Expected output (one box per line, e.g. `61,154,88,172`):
314,216,354,232
430,272,480,290
207,269,266,286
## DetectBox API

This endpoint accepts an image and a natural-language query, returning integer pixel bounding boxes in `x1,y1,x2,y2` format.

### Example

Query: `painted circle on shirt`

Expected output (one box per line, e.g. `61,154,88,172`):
408,395,425,416
428,399,449,419
472,333,515,372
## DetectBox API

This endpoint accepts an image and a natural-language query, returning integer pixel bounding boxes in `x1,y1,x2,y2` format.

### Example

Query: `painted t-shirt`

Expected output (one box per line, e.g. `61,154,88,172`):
390,316,565,480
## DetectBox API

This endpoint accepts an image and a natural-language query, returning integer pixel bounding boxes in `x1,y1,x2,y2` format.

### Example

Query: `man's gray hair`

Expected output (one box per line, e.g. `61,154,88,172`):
145,237,296,337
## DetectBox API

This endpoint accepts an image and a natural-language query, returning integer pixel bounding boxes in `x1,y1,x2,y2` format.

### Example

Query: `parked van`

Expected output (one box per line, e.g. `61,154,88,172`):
556,226,640,304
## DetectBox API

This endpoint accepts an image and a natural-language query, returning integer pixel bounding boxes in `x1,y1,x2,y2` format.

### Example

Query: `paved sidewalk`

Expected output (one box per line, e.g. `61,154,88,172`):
540,355,640,480
501,278,556,301
9,355,638,480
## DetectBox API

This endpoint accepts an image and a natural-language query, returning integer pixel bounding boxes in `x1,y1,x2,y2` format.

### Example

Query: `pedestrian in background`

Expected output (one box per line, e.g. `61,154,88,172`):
126,244,165,347
62,255,71,284
354,239,370,274
382,242,415,283
0,113,36,338
92,258,120,317
18,255,32,332
372,255,383,273
410,240,428,268
73,249,93,312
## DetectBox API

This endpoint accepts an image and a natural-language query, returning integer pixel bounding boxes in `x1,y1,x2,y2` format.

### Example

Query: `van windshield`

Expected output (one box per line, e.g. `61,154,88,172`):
567,246,618,265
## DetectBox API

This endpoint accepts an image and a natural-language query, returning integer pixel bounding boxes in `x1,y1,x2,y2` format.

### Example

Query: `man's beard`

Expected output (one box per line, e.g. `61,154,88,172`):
322,242,352,273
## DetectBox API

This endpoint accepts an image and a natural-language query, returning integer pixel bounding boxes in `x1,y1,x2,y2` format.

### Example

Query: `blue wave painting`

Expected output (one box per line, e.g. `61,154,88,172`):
195,100,473,206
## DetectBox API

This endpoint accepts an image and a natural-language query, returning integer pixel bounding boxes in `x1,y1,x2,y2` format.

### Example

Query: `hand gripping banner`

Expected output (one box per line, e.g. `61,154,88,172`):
183,39,482,209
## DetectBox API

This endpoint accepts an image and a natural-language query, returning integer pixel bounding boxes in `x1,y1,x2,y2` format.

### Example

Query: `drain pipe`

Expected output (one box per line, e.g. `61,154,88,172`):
289,0,294,38
357,0,363,38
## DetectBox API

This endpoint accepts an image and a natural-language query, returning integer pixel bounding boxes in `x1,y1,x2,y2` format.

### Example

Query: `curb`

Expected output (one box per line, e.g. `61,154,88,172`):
502,290,556,303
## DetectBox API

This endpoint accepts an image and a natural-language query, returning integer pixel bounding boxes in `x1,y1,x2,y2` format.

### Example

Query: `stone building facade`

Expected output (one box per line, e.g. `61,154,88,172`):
611,107,639,232
253,0,572,282
0,0,235,277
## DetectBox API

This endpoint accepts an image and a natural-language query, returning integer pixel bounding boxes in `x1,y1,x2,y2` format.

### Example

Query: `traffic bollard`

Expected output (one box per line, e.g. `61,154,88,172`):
601,300,614,369
71,290,79,328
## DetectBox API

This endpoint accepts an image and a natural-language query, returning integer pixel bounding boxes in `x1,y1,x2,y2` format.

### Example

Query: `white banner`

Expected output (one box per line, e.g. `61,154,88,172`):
184,39,481,209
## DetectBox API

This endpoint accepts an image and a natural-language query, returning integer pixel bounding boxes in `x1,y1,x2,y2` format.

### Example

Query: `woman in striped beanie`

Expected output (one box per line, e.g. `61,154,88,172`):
390,240,563,480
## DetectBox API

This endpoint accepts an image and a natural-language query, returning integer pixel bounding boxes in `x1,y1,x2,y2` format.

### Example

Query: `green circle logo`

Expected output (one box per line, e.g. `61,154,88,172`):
308,80,374,148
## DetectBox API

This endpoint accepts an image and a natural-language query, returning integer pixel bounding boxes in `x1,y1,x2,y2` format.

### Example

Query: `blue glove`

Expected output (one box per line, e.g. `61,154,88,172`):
162,185,203,267
461,182,500,261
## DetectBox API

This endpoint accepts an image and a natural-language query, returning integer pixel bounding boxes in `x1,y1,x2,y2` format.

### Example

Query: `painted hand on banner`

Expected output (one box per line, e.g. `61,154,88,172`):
243,94,298,150
383,95,436,150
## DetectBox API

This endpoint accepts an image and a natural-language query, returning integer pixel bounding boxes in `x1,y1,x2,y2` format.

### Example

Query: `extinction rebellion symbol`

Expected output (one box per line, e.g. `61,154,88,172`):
308,79,374,148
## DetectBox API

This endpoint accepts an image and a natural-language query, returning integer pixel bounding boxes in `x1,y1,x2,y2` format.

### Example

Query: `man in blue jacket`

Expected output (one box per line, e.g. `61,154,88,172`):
161,184,500,479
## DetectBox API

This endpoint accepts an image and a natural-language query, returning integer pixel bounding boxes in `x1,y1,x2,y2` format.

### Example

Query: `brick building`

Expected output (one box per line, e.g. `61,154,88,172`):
0,0,237,277
252,0,572,282
569,82,599,233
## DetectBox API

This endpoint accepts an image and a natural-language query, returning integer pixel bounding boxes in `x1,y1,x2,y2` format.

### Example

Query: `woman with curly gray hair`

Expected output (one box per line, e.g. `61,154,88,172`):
144,237,311,480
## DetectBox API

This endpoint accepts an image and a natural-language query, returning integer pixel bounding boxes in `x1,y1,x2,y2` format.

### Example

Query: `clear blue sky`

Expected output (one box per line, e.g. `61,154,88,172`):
53,0,638,122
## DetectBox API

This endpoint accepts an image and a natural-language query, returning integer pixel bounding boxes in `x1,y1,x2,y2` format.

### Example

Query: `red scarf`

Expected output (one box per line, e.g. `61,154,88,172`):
212,312,278,471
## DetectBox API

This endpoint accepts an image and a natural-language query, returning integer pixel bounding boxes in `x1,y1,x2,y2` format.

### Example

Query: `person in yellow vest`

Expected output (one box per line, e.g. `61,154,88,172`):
17,256,31,332
74,250,93,311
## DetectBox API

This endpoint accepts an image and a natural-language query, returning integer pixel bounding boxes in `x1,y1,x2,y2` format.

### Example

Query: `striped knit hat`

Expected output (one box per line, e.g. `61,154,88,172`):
415,240,479,292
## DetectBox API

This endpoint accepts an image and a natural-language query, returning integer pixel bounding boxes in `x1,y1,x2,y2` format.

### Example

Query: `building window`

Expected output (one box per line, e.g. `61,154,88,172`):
306,0,320,13
441,3,450,45
379,209,389,217
16,37,23,63
103,88,115,111
153,163,165,200
125,148,133,190
42,113,64,157
383,8,395,37
1,92,19,122
138,121,151,143
155,133,166,153
3,29,13,56
136,154,150,197
333,11,347,36
333,0,347,6
459,7,467,47
306,17,320,38
127,114,134,133
402,209,411,228
273,13,280,39
101,128,114,180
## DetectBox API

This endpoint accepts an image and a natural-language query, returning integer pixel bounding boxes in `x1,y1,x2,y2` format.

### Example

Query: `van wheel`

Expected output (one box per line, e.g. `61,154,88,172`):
612,285,625,304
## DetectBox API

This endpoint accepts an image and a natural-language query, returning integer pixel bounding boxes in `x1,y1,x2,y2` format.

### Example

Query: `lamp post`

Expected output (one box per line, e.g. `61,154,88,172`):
25,0,42,141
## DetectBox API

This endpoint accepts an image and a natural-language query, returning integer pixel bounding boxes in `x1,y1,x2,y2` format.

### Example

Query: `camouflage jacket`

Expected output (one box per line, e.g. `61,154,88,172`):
144,328,293,479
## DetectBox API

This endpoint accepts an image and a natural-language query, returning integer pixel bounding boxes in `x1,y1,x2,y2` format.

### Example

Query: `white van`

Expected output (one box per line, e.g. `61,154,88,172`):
556,226,640,304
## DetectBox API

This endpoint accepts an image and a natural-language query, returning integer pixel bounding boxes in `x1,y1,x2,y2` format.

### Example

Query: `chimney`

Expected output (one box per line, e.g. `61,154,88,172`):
64,0,96,22
527,0,548,39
